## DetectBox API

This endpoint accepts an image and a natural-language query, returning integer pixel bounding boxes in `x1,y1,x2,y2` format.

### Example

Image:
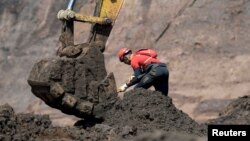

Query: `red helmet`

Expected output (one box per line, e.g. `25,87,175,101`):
118,48,132,62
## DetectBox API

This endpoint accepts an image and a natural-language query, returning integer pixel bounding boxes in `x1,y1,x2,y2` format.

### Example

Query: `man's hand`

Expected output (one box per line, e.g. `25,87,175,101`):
128,75,135,82
117,84,128,92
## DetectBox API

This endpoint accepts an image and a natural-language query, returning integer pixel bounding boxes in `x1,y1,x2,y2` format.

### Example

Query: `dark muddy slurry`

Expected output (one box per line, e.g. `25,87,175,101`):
208,95,250,124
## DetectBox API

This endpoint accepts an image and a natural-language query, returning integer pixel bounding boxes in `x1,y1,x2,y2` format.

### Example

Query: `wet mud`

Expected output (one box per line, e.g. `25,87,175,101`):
1,92,249,140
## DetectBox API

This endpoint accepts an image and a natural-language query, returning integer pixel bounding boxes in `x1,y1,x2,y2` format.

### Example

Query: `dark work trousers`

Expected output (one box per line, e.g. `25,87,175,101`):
134,63,169,96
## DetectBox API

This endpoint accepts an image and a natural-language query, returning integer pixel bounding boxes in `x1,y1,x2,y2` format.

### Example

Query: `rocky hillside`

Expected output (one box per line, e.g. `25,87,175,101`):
0,0,250,125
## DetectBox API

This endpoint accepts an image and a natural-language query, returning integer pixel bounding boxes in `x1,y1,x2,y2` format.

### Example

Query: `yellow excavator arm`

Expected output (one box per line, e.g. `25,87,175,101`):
56,0,124,57
58,0,123,25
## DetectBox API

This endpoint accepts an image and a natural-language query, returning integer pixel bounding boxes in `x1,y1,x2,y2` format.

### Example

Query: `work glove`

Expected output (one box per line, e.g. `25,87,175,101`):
126,75,135,86
128,75,135,82
117,83,128,92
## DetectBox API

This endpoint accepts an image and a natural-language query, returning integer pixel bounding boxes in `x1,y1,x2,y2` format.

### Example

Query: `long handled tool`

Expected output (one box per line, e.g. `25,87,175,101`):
67,0,76,10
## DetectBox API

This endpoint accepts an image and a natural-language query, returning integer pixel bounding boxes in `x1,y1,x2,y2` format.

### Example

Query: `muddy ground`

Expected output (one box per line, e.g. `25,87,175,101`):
0,89,207,141
1,92,249,140
101,89,206,136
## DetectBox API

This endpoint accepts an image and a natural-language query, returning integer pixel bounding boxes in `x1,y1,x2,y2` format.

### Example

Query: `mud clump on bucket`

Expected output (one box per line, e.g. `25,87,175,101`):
27,45,117,119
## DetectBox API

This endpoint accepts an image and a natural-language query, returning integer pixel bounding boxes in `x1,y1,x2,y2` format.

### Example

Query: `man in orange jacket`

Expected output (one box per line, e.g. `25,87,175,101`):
117,48,169,96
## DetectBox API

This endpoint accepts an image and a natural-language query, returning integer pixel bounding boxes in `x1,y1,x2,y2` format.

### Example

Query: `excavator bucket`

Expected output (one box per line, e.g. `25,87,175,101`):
27,0,124,119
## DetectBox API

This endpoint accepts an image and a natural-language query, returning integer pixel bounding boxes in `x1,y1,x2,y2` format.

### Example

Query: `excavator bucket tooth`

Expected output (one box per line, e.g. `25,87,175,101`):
62,94,77,109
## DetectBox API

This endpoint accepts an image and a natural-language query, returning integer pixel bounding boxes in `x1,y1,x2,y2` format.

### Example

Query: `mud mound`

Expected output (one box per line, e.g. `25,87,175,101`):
102,89,206,137
27,46,117,118
209,96,250,124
